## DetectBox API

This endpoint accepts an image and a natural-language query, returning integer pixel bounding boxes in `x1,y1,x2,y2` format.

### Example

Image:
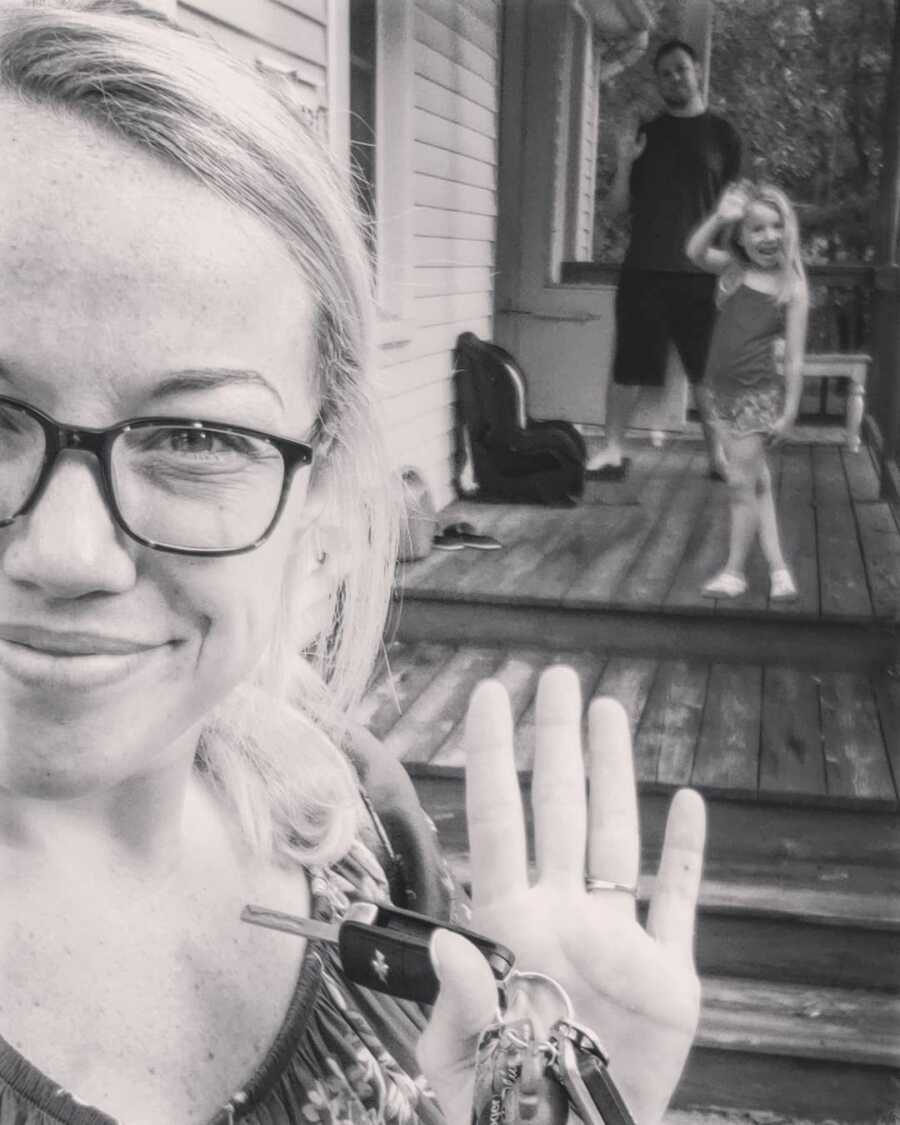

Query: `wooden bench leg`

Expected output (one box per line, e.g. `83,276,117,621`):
846,380,865,452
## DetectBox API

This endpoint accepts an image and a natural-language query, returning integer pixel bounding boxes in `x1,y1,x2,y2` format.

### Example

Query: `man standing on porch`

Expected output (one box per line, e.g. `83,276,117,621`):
587,39,742,480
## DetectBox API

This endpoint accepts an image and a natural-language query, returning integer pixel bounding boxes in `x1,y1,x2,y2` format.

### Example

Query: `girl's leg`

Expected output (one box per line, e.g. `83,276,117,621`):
694,384,728,476
720,431,764,577
757,457,788,573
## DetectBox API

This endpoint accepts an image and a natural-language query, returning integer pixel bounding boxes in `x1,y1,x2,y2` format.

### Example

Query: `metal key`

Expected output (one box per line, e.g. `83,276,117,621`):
552,1021,637,1125
241,900,515,1005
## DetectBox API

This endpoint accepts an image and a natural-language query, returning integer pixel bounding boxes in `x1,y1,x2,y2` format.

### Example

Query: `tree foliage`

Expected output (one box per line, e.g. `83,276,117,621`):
593,0,895,262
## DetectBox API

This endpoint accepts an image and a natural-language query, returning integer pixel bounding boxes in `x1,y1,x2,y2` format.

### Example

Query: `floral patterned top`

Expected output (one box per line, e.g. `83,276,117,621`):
0,830,464,1125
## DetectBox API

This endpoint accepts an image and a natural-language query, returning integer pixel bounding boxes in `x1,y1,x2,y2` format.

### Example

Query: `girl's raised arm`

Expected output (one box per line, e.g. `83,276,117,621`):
685,184,747,274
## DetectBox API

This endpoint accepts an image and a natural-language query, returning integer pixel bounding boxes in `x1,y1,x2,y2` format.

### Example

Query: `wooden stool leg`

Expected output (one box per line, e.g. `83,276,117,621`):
846,380,865,452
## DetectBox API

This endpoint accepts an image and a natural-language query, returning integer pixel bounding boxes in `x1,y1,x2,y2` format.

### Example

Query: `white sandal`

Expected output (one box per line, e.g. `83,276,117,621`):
702,571,748,598
770,568,798,601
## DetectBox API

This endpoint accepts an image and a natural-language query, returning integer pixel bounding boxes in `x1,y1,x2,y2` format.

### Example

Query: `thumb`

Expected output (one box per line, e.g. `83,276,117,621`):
417,929,499,1125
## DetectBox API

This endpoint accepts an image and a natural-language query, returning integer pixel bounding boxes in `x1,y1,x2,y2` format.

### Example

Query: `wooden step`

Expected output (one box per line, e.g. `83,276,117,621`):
676,976,900,1121
414,775,900,875
391,594,898,674
363,641,900,812
440,845,900,992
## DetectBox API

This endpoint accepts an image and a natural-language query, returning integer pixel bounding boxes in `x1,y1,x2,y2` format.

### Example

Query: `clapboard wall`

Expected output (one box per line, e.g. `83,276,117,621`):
165,0,501,512
176,0,328,93
379,0,501,509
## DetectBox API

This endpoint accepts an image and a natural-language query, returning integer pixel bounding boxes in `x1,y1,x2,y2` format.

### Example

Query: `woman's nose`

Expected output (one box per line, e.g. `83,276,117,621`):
2,452,138,596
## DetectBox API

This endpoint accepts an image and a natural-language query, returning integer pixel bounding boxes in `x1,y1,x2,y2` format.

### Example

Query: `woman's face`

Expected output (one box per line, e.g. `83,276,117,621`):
0,98,322,798
739,201,785,270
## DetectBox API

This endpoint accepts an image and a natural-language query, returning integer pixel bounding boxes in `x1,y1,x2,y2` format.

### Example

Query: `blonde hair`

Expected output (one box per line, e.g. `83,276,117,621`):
0,0,400,866
727,181,807,306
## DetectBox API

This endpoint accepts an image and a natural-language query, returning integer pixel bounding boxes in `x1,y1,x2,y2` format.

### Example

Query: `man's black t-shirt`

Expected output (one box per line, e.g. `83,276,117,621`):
624,111,742,272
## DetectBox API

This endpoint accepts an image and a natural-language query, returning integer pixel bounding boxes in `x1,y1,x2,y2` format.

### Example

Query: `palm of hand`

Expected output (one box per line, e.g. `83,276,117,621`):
619,133,646,164
472,883,700,1125
717,189,748,224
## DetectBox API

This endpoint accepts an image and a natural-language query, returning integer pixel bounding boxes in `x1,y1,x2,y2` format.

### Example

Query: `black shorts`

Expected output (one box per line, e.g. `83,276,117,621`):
612,271,717,387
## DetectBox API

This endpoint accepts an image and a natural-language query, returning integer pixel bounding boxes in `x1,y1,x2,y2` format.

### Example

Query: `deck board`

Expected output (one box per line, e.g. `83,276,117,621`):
759,666,827,797
819,671,896,803
513,508,623,602
771,444,819,616
663,471,732,609
357,641,452,740
382,645,502,764
633,659,708,784
691,663,763,796
841,444,881,503
812,446,872,618
873,669,900,793
453,508,571,599
428,646,544,769
854,502,900,619
565,446,693,605
615,451,709,607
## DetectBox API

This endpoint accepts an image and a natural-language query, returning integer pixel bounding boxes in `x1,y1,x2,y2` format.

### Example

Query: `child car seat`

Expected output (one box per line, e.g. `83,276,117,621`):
453,332,586,505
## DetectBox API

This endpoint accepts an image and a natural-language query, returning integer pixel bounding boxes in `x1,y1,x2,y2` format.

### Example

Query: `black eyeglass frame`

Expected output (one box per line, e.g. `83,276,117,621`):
0,395,317,557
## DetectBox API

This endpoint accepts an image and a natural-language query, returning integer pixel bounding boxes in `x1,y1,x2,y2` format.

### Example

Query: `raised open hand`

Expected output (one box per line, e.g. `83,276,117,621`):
716,183,749,225
419,666,706,1125
616,121,647,166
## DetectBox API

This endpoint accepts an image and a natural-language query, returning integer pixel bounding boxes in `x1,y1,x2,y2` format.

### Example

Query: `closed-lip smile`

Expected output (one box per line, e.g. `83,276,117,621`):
0,624,164,656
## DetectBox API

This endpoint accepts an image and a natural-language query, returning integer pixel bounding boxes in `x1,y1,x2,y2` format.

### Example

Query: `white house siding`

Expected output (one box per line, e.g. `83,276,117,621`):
174,0,328,118
377,0,501,512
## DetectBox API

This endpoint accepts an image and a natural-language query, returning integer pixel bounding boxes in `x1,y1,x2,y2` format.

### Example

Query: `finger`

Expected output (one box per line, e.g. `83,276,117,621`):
417,929,499,1116
465,679,528,906
532,665,586,885
586,697,640,905
646,788,706,959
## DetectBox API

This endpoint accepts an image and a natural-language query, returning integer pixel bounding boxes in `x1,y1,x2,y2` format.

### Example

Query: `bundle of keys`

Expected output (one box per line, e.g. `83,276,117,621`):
472,972,637,1125
242,901,636,1125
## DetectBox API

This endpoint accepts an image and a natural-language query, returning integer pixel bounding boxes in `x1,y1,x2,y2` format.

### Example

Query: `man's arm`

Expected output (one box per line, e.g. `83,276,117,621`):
606,122,646,218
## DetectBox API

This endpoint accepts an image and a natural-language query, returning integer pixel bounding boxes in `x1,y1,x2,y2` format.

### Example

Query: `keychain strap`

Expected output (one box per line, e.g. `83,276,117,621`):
567,1045,637,1125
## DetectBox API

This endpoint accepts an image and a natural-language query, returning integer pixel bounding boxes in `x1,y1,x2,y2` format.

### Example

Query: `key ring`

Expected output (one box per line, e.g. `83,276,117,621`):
503,969,575,1038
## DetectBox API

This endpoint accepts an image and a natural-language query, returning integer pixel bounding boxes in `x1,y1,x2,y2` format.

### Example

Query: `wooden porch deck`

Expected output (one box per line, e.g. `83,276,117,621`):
400,439,900,625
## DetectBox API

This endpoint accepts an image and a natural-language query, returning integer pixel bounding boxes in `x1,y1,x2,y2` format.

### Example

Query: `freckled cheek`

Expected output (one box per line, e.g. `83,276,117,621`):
180,562,287,678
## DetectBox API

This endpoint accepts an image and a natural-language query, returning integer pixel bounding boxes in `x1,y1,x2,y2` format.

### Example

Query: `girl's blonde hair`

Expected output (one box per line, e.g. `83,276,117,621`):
0,0,400,867
727,181,807,305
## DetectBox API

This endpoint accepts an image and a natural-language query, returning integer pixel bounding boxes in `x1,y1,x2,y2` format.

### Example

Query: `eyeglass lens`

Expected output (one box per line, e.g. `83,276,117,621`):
0,402,286,552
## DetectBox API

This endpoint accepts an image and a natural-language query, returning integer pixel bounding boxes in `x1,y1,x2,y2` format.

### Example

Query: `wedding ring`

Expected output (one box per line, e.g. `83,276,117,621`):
584,876,638,896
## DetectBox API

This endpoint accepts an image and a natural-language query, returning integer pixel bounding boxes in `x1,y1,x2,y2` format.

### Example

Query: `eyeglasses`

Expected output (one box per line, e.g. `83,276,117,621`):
0,396,316,556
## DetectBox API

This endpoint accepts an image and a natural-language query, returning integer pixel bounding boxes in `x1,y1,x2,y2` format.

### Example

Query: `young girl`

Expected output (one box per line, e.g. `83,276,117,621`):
687,181,809,601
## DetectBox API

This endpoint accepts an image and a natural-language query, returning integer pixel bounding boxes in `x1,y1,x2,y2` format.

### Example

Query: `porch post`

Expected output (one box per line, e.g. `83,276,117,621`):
874,0,900,497
680,0,713,100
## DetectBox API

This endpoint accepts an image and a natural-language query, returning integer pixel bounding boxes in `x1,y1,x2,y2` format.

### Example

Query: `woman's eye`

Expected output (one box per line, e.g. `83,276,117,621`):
168,429,223,454
137,427,257,459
